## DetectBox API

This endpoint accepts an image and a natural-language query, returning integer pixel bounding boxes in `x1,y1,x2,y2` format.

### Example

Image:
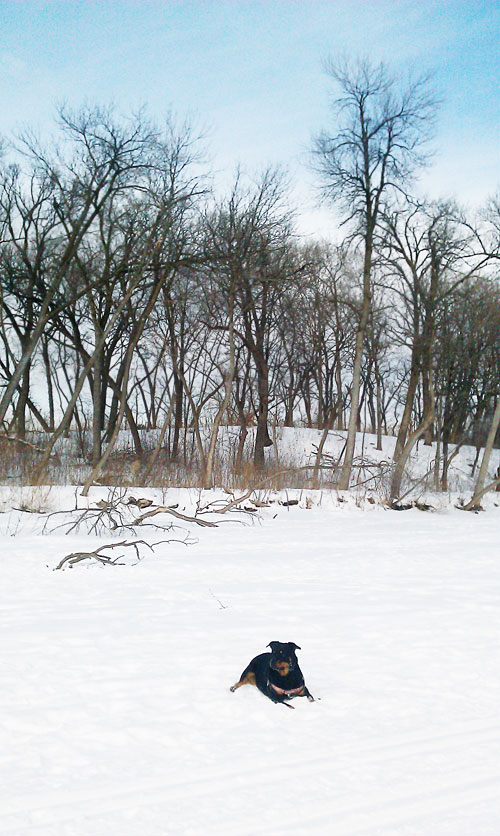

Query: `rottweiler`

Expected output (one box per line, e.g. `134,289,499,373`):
230,641,314,709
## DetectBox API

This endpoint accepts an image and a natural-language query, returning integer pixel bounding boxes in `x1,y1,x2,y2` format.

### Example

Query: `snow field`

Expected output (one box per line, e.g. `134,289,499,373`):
1,491,500,834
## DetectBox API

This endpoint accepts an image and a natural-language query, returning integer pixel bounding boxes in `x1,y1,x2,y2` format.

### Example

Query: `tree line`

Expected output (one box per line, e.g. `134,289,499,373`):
0,59,499,502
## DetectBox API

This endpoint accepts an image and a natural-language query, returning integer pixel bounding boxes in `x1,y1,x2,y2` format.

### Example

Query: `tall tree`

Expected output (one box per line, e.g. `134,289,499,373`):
313,57,436,489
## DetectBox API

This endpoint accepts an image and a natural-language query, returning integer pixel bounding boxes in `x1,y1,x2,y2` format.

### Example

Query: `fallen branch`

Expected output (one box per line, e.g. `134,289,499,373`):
53,539,159,570
44,488,137,536
134,505,218,528
43,489,218,536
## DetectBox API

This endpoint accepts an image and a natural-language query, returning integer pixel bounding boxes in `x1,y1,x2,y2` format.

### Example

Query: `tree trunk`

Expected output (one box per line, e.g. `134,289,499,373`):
253,355,272,470
283,370,295,428
91,348,103,466
15,362,31,441
393,353,420,464
463,399,500,510
422,364,434,445
202,303,236,489
171,371,183,460
375,367,383,451
335,355,344,430
234,355,251,473
312,406,337,489
337,236,372,490
390,369,435,501
433,424,441,491
390,409,435,501
81,341,138,495
41,339,55,431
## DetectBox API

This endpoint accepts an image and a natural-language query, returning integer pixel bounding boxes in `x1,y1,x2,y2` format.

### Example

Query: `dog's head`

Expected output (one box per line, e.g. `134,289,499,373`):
267,641,301,676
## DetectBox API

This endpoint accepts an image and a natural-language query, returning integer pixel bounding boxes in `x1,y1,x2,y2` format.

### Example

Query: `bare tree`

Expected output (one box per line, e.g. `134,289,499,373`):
383,201,491,500
0,106,162,427
79,123,205,493
0,165,61,435
313,57,436,489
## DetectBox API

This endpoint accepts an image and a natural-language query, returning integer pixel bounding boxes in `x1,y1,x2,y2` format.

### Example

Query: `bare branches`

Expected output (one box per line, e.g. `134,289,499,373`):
313,57,437,225
54,538,167,570
43,487,138,536
42,488,219,535
134,504,218,528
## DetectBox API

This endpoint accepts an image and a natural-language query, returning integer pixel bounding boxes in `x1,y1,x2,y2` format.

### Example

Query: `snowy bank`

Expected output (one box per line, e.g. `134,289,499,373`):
1,489,500,834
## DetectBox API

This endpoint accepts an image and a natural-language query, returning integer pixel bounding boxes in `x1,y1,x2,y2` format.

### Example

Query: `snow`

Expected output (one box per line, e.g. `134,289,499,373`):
1,485,500,835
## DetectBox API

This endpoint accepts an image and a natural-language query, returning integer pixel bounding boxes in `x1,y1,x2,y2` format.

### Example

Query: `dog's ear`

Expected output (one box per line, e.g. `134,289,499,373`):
267,641,280,651
288,642,301,651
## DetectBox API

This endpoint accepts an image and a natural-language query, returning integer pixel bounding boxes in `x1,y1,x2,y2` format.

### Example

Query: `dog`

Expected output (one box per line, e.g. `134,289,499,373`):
230,641,314,709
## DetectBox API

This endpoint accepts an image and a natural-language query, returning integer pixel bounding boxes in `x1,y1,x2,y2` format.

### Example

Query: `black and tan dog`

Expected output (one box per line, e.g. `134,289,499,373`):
230,641,314,709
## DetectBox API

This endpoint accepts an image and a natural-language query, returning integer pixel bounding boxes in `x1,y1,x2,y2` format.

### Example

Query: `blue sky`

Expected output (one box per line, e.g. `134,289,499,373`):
1,0,499,237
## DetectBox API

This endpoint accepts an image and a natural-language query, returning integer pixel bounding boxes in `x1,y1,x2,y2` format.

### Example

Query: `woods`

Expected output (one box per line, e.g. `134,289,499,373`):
0,62,499,502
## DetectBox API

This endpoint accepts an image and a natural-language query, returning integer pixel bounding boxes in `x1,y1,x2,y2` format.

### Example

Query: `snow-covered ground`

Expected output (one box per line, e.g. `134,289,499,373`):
1,486,500,835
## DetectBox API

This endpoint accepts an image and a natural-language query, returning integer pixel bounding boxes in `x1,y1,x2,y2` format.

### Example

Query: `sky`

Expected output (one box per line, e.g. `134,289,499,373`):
0,0,499,239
